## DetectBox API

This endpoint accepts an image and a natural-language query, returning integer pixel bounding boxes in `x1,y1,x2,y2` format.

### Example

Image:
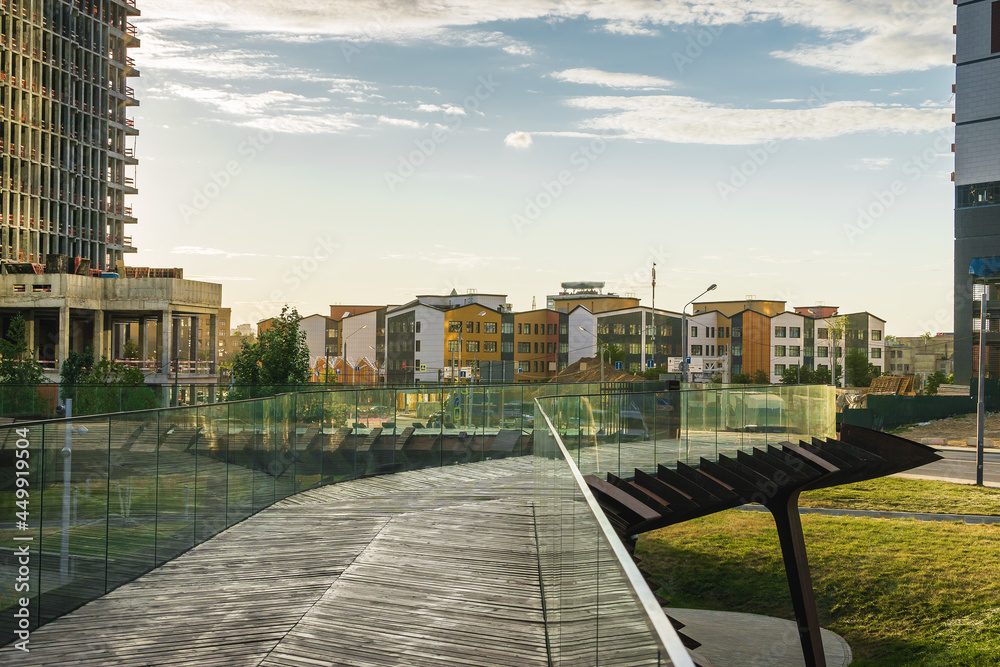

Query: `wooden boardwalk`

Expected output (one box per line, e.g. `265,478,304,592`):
1,459,549,666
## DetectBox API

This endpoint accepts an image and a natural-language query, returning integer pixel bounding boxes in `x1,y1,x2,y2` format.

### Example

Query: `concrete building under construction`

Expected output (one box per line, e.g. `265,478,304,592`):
2,0,141,270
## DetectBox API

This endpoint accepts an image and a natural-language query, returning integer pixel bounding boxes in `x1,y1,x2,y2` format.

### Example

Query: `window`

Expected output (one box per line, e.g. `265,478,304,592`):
817,346,829,357
732,344,742,356
415,340,421,352
560,343,568,354
502,322,514,334
415,359,420,369
518,342,531,353
871,348,882,359
790,327,801,338
691,345,703,355
466,341,479,353
775,364,786,374
789,346,801,357
560,324,567,335
774,326,786,338
836,347,842,358
710,327,716,338
502,341,514,353
535,324,540,335
547,342,554,354
534,361,539,373
871,330,882,341
993,0,1000,53
547,324,554,335
732,327,742,339
449,321,462,333
774,345,786,357
629,343,640,355
517,323,523,335
718,344,726,355
484,322,497,334
466,321,474,333
415,321,421,333
691,326,698,337
476,321,480,334
904,364,910,371
483,341,497,353
448,340,459,352
818,327,829,339
534,343,539,354
519,360,531,372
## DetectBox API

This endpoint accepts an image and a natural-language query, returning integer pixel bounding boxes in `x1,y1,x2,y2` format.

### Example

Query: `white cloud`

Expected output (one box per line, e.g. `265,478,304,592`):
139,0,955,75
415,104,467,116
172,246,268,259
849,157,894,171
550,68,673,90
504,131,534,149
563,95,953,145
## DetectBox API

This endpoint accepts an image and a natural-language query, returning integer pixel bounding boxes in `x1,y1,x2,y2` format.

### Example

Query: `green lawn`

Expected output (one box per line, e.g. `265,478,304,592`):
638,511,1000,666
799,477,1000,516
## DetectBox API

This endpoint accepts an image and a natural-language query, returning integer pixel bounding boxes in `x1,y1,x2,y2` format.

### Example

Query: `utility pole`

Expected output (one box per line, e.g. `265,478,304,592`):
977,287,987,486
651,262,656,371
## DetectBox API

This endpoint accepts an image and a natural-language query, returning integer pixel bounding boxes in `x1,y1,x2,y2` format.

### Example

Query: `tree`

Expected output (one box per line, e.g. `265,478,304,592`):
731,373,753,384
122,339,141,360
924,371,950,396
0,314,45,416
781,366,815,385
0,314,45,385
230,306,309,398
826,316,850,386
60,348,154,415
751,369,770,385
812,366,832,385
845,349,880,388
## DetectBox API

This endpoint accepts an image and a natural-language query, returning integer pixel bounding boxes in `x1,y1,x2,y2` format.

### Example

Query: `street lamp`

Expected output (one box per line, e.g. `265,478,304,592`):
682,284,718,384
343,324,367,385
579,326,605,384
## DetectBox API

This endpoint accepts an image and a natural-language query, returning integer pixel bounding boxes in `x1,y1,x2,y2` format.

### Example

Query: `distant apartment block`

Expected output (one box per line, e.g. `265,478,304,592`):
689,299,885,384
885,334,954,386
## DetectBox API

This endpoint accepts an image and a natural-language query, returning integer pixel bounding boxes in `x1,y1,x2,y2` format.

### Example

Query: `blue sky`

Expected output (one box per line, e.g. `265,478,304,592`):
131,1,956,334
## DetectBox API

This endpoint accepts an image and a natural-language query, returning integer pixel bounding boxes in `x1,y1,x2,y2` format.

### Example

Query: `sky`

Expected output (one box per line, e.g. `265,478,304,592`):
129,0,957,335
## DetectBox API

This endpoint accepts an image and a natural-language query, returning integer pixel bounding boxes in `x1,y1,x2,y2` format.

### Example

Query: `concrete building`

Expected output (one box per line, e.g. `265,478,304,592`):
594,306,683,375
547,281,640,314
955,1,1000,382
0,273,222,387
331,306,386,381
1,0,141,270
887,334,955,386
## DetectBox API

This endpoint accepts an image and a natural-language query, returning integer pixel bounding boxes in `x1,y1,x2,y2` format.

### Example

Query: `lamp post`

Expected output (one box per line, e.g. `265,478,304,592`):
343,324,367,385
682,284,718,384
579,326,604,385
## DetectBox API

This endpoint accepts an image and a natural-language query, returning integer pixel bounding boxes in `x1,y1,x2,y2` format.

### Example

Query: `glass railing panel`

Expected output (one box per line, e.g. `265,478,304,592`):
533,400,690,667
294,392,325,490
194,403,230,543
254,400,275,513
271,394,297,502
322,390,360,482
226,401,255,528
154,406,198,567
394,388,435,471
105,411,157,591
36,417,110,626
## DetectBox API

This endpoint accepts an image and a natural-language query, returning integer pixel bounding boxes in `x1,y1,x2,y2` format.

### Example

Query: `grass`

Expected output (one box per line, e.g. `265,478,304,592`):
638,511,1000,666
799,477,1000,516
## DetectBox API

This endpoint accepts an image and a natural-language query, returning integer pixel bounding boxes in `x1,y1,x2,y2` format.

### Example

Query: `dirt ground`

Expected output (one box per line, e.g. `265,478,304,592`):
892,411,1000,447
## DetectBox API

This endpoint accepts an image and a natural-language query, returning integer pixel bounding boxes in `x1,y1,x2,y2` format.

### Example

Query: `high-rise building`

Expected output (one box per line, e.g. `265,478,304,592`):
954,0,1000,382
1,0,141,270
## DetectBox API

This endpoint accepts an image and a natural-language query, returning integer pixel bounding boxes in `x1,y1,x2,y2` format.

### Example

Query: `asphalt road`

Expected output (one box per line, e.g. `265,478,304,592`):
909,448,1000,485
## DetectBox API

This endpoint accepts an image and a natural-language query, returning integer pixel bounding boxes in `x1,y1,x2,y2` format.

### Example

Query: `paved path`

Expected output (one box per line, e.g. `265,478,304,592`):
0,459,550,667
906,447,1000,485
